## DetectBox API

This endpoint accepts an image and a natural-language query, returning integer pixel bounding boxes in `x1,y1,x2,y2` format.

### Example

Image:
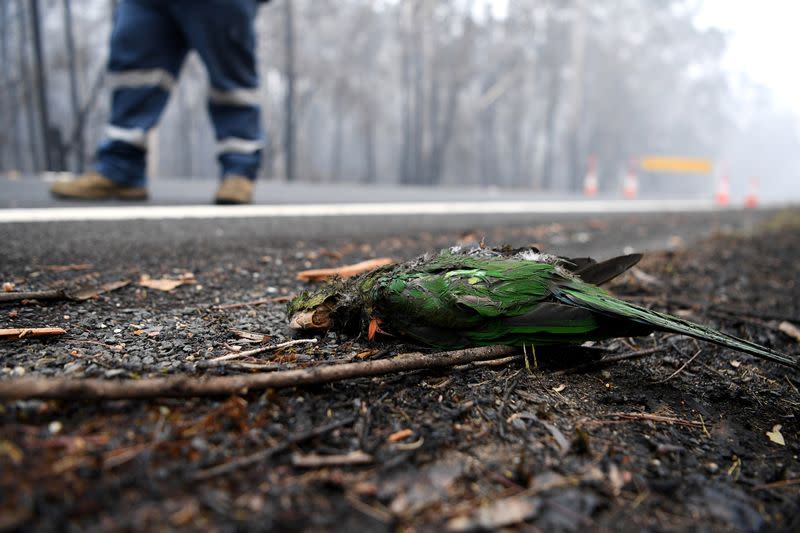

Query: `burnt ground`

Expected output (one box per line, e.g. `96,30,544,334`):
1,210,799,532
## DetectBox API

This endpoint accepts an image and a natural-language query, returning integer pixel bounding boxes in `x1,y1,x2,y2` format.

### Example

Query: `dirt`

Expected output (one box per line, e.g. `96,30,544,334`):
1,211,799,532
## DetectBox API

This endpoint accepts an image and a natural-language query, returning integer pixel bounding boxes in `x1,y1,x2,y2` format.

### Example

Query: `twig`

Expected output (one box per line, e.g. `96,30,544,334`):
42,263,94,272
213,296,293,310
654,349,702,383
296,258,395,282
193,416,356,480
291,450,372,468
466,355,521,368
0,290,67,303
604,412,704,428
195,361,287,372
0,345,519,400
753,479,800,491
209,338,318,362
346,493,393,524
0,280,130,304
0,327,66,339
205,352,246,364
552,347,664,376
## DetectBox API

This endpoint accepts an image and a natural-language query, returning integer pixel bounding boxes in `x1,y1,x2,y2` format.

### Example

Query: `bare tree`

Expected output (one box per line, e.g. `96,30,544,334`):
15,0,41,172
63,0,84,172
30,0,60,170
0,0,20,171
283,0,296,181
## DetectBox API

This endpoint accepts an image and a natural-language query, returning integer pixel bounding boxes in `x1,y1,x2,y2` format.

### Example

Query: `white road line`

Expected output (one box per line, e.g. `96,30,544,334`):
0,199,717,223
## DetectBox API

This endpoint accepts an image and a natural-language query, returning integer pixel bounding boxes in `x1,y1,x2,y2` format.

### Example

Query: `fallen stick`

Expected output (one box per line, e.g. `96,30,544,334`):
296,257,395,282
0,280,131,304
0,327,66,339
606,412,703,428
207,338,318,363
0,290,67,303
0,345,518,401
753,478,800,491
42,263,94,272
654,348,702,383
193,416,356,480
552,347,664,376
291,449,373,468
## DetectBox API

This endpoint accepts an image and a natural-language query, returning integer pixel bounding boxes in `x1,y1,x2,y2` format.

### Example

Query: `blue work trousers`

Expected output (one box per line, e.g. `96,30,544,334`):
97,0,263,186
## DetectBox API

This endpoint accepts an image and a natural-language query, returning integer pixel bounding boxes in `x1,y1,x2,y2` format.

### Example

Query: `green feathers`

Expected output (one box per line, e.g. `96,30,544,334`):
288,247,798,369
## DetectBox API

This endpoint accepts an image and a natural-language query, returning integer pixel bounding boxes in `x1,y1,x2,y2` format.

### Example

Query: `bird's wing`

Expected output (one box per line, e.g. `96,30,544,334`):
371,257,608,346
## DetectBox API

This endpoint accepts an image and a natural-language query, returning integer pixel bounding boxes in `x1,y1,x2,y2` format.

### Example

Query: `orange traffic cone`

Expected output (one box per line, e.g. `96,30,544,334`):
715,173,730,206
622,161,638,199
583,157,598,197
744,177,759,209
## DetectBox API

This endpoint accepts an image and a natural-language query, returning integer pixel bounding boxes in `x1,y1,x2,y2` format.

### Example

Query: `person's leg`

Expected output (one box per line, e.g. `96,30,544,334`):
174,0,263,188
97,0,188,187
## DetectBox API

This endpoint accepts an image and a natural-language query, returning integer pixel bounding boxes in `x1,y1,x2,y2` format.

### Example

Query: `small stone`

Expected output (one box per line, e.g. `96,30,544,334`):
190,436,208,452
48,421,63,434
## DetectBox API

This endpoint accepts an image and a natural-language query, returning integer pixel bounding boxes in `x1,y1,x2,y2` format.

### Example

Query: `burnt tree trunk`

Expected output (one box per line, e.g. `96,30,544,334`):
30,0,57,170
283,0,296,181
63,0,84,172
16,0,40,172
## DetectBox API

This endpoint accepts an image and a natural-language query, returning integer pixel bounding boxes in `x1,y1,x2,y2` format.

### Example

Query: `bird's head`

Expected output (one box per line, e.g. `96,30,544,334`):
287,280,349,333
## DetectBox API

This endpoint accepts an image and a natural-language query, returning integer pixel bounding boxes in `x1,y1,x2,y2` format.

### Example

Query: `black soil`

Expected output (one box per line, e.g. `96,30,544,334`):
1,212,799,532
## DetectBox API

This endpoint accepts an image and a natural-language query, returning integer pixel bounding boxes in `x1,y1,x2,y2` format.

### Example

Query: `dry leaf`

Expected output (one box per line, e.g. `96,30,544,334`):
388,428,413,443
43,263,94,272
139,273,195,291
296,258,395,282
71,279,131,301
291,450,373,468
778,321,800,342
766,424,785,446
730,360,741,368
447,495,541,531
229,328,269,342
355,349,379,359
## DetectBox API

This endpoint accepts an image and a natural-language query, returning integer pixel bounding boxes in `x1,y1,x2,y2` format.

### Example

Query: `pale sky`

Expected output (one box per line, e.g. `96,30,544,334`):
484,0,800,112
695,1,800,112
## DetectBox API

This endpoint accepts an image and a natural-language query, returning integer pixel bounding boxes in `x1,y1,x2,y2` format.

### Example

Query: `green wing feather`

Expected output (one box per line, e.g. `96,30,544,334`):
363,254,797,369
553,280,797,368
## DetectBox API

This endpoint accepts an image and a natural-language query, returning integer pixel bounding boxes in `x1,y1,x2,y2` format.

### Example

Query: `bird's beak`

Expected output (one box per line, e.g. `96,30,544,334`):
289,307,332,331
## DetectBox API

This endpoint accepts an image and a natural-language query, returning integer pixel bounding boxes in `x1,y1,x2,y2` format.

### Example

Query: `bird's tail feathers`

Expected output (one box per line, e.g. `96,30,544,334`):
557,285,798,369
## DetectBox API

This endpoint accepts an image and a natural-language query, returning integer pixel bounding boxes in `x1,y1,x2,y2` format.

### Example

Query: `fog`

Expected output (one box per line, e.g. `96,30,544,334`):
1,0,799,202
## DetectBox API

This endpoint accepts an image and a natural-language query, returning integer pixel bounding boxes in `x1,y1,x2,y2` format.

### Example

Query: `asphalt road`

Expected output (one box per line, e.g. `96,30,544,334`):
0,174,787,266
4,174,580,208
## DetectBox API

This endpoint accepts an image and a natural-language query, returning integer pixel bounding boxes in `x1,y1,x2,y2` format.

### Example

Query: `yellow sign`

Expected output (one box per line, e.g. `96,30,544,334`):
639,157,713,174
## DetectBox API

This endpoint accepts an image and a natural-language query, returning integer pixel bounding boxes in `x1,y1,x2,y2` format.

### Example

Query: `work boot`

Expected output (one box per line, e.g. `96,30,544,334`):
214,175,254,205
50,172,148,200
